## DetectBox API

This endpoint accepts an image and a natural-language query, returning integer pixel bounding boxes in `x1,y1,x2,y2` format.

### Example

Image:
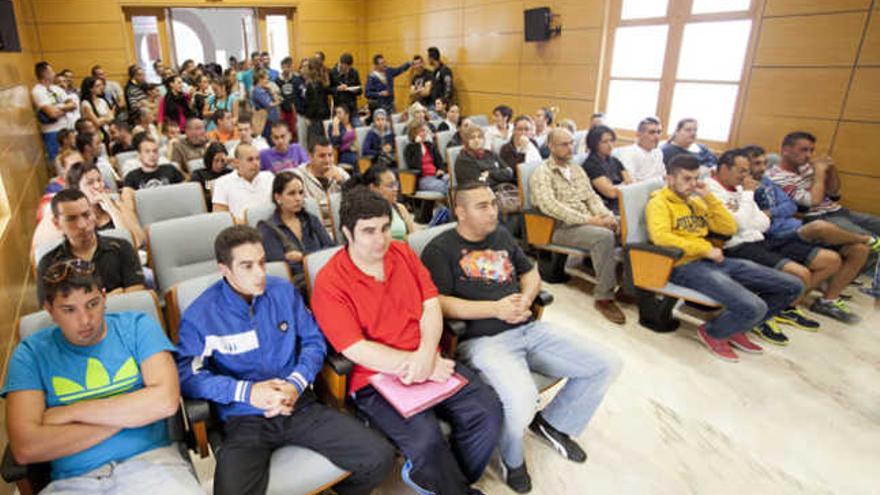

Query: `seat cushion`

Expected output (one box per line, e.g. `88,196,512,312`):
653,282,720,307
267,446,348,495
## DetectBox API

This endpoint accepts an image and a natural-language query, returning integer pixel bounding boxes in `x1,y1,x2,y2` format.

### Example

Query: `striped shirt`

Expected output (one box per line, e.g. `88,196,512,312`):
767,163,840,216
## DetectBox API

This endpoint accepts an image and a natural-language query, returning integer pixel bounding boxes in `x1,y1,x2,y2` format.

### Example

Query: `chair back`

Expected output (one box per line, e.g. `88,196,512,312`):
115,151,138,167
517,161,544,210
224,140,240,155
407,223,457,258
135,182,207,227
573,130,588,154
391,112,404,123
18,290,164,340
34,228,133,269
303,246,344,296
120,157,141,178
393,121,407,137
187,158,205,174
322,119,333,138
572,152,588,167
245,198,321,228
96,160,118,193
436,129,455,153
355,127,371,158
148,212,234,295
328,193,342,243
447,146,463,187
618,177,665,244
470,115,489,127
172,262,290,317
395,135,409,170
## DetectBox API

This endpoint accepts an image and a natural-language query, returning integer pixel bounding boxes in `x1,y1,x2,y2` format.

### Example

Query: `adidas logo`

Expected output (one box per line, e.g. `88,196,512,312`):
52,356,141,403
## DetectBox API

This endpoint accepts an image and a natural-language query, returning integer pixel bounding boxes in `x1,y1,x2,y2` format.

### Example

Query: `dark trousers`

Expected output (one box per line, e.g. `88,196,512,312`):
215,395,395,495
353,364,503,495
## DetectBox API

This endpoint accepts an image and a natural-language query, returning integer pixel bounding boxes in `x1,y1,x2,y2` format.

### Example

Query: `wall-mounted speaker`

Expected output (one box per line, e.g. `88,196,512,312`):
0,0,22,52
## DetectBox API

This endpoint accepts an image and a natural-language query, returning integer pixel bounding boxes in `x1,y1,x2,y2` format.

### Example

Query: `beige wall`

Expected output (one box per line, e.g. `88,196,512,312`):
364,0,605,122
735,0,880,216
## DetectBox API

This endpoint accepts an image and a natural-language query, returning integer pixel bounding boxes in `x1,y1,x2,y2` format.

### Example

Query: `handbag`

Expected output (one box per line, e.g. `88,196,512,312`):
493,182,521,214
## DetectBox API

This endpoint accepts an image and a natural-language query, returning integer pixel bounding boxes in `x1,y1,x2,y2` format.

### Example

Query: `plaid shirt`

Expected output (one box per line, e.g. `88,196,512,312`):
529,157,611,225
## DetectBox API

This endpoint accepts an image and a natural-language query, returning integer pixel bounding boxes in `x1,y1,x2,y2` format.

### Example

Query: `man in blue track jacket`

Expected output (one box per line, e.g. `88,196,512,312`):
175,225,394,495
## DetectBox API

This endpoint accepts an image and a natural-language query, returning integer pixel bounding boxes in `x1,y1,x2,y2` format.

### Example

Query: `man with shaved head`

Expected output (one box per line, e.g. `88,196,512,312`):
529,128,626,325
212,143,274,222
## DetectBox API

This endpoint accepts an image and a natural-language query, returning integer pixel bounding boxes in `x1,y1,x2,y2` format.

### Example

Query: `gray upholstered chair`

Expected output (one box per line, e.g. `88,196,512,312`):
33,228,134,271
618,178,721,332
135,182,207,227
436,129,455,156
244,198,322,229
469,114,489,127
147,212,233,297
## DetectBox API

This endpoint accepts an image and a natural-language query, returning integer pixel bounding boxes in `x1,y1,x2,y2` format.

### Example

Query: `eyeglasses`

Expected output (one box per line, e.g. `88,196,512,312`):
42,259,96,284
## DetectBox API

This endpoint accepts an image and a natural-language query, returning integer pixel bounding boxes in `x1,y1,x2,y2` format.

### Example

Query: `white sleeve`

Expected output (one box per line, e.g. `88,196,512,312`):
32,86,51,108
212,176,230,206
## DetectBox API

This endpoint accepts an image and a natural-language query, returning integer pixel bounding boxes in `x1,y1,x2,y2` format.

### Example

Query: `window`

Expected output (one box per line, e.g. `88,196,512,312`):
602,0,755,143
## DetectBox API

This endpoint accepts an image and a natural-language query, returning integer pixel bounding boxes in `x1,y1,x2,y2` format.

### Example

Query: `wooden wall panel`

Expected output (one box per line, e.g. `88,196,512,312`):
843,68,880,121
742,68,851,119
831,122,880,177
754,13,866,67
858,13,880,65
838,174,880,215
763,0,872,17
736,114,836,155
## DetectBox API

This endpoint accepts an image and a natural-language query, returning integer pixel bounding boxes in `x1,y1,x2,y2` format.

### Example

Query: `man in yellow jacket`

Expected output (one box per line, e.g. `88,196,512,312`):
646,154,803,362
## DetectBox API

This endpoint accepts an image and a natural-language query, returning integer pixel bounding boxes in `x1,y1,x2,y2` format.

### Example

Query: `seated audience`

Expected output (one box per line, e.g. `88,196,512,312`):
530,129,625,325
365,53,411,115
57,128,77,155
485,105,514,152
235,114,270,153
581,125,631,215
311,188,502,495
191,142,232,210
292,136,349,231
533,107,553,149
612,116,666,183
108,120,136,156
746,145,876,323
646,154,803,362
421,182,622,493
408,102,436,137
409,54,433,107
328,105,358,167
36,189,145,303
590,113,604,128
258,172,334,284
362,108,396,167
259,122,309,173
437,103,460,132
69,162,144,244
769,131,880,239
251,70,282,142
404,120,448,193
206,109,240,144
661,118,718,171
2,263,202,494
345,165,414,240
123,136,184,191
124,64,148,116
170,118,209,174
37,150,84,223
455,126,514,188
175,225,394,495
132,107,161,144
708,149,839,341
499,115,542,169
212,143,274,222
432,97,449,121
448,117,475,150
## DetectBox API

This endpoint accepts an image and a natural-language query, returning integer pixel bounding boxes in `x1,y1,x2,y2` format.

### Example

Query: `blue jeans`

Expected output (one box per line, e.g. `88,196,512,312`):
457,322,622,468
669,258,803,339
418,174,449,194
41,445,202,495
42,131,60,164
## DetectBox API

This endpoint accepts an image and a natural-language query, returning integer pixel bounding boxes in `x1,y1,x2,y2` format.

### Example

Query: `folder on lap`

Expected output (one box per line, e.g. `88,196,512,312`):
368,373,468,419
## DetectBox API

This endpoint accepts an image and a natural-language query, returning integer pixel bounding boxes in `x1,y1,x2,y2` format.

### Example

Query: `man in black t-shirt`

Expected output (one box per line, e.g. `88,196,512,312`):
123,136,184,191
409,55,434,108
428,46,454,105
421,182,622,494
36,189,145,304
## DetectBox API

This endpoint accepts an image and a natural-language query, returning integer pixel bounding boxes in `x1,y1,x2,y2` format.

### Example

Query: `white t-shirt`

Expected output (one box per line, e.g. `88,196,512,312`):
613,144,666,184
211,170,274,219
32,84,72,133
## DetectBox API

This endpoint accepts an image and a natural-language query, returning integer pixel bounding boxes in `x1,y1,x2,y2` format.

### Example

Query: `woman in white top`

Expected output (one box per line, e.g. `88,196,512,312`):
80,76,115,141
437,103,460,133
483,104,513,152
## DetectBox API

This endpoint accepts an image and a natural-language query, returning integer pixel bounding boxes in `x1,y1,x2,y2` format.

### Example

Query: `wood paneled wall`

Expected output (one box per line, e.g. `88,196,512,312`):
736,0,880,216
364,0,605,123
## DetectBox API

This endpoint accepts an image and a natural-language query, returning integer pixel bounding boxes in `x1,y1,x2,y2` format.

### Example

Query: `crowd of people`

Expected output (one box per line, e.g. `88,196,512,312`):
8,45,880,495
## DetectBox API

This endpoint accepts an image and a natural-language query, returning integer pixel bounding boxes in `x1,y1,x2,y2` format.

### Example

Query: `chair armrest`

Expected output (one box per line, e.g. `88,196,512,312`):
182,398,211,424
398,170,420,196
326,351,354,376
623,243,683,291
1,445,26,483
706,232,731,248
625,243,683,260
181,398,212,459
446,319,467,337
535,289,554,307
523,209,556,246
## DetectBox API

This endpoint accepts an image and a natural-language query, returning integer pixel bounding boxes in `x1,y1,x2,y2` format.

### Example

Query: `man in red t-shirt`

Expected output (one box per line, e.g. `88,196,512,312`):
312,188,501,495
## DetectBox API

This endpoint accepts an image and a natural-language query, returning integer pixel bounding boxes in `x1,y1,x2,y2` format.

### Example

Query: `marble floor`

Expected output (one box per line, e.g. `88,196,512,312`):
190,275,880,495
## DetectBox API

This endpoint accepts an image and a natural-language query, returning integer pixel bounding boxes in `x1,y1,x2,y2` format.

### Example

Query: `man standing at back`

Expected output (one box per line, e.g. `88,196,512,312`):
421,182,621,493
365,54,411,116
330,53,363,126
175,225,394,495
646,154,803,362
2,261,202,493
312,188,502,495
428,47,454,107
33,62,78,162
530,128,625,325
613,117,667,183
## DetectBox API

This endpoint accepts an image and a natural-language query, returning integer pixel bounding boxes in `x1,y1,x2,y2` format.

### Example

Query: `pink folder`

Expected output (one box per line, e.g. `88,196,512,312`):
368,373,468,419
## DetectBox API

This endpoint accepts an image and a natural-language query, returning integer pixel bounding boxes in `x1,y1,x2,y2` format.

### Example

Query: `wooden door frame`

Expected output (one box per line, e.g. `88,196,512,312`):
122,7,172,72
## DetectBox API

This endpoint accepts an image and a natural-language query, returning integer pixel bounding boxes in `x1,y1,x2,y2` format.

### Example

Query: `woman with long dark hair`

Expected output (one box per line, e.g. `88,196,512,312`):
158,75,193,134
80,76,115,142
581,125,631,215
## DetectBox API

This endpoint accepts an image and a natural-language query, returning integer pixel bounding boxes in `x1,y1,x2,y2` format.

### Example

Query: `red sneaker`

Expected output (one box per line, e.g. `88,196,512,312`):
697,325,738,362
728,332,763,354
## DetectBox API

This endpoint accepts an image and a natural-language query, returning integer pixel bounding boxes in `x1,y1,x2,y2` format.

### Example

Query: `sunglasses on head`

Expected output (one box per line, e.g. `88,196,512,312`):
42,259,96,284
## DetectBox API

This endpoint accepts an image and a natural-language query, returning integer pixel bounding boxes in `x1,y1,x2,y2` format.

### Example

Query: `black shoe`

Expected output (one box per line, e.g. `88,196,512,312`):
528,413,587,463
775,307,820,332
751,320,790,346
501,461,532,493
467,489,487,495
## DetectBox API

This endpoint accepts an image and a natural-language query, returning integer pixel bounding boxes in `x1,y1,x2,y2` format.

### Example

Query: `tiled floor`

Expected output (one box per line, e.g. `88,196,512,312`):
191,275,880,495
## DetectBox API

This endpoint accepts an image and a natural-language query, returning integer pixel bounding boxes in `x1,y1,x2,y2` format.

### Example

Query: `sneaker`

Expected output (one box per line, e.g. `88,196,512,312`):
500,461,532,493
810,298,860,324
696,325,739,362
776,307,821,332
595,299,626,325
867,236,880,253
528,412,587,463
751,320,790,346
728,332,764,354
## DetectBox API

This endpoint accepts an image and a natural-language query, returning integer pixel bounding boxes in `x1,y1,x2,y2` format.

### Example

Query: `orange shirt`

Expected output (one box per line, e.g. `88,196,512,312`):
207,128,240,144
